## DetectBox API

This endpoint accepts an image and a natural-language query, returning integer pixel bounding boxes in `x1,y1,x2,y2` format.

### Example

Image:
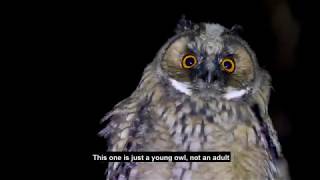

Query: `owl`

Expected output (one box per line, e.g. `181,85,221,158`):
99,18,290,180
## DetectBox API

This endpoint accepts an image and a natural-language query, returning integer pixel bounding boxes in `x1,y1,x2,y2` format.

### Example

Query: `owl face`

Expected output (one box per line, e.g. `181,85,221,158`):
159,23,258,99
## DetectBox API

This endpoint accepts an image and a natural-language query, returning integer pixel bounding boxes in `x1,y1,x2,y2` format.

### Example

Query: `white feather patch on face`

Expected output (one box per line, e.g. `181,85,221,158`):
169,78,191,95
223,89,247,100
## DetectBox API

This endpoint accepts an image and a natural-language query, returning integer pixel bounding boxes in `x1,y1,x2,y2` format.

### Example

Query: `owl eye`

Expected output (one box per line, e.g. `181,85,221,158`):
220,57,236,73
181,54,198,69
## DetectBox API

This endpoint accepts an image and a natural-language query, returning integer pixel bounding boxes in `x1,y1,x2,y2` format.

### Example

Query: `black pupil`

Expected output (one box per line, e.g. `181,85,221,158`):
185,57,195,66
223,61,232,69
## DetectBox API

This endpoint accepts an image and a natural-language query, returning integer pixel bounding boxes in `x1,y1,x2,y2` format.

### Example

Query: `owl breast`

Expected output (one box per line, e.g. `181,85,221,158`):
149,91,254,151
132,88,277,180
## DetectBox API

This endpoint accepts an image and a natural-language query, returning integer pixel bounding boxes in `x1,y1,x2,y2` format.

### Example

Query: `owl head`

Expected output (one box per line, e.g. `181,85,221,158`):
154,18,269,100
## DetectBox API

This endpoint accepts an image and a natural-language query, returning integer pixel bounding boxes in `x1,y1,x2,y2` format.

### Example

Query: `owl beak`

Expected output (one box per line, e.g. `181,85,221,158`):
199,61,217,83
206,71,213,83
199,69,217,83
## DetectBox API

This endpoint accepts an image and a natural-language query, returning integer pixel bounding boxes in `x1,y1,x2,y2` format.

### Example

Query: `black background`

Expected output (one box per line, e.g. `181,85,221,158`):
17,1,315,179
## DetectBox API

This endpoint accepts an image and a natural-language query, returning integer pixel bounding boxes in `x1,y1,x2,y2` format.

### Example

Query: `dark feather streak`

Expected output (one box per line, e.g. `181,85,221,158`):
251,104,279,159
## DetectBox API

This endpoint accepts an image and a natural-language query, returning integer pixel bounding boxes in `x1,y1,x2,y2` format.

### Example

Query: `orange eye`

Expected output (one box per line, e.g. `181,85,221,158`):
220,57,236,73
181,54,198,69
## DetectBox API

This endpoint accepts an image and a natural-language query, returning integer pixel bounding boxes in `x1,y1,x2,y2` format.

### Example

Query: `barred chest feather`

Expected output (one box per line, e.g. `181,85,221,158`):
147,85,262,151
132,84,280,180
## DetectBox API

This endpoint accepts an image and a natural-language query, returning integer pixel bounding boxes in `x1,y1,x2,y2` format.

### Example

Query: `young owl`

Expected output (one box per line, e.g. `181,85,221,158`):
99,19,290,180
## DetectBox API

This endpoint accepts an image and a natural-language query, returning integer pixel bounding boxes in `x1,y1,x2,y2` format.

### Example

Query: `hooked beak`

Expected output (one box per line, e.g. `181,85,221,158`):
207,71,213,83
199,61,217,83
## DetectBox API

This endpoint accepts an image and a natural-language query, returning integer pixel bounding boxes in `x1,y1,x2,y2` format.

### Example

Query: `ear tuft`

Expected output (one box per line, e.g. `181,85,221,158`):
229,24,244,35
175,15,196,33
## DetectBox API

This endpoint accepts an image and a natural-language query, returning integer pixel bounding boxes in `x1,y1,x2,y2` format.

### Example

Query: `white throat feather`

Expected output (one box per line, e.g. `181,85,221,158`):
169,78,191,96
